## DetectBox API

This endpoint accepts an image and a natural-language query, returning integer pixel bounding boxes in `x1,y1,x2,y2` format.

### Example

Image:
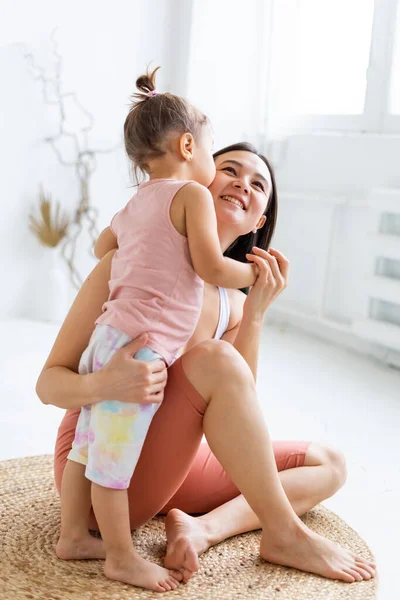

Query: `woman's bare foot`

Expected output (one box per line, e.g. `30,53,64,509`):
104,549,182,592
56,533,106,560
164,509,213,582
164,509,376,585
260,523,376,583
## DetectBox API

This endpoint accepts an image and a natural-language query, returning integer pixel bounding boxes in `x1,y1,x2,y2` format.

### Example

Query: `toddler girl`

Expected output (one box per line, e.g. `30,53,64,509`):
56,67,258,592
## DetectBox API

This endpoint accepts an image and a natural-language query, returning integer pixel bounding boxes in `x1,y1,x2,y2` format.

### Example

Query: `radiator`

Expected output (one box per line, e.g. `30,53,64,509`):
353,189,400,352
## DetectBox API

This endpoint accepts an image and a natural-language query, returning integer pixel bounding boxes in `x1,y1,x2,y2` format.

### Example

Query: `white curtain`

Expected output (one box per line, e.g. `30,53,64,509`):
181,0,274,149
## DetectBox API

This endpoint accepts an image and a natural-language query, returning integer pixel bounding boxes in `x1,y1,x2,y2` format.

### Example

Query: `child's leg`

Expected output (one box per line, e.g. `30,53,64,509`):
56,459,105,560
91,484,181,591
85,345,163,490
56,342,106,560
55,331,160,562
56,327,118,560
87,342,181,590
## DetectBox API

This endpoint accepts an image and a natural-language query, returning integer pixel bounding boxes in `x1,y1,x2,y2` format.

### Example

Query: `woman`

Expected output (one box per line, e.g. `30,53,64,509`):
37,143,375,586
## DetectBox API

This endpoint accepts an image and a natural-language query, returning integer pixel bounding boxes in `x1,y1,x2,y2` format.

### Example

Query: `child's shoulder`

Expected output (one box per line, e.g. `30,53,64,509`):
175,181,212,203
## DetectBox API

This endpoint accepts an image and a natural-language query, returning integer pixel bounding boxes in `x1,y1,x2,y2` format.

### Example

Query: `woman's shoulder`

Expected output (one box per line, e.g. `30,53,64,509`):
225,288,246,328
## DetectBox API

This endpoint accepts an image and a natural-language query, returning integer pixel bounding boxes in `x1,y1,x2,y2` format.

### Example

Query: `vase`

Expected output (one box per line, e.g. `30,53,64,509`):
28,246,71,323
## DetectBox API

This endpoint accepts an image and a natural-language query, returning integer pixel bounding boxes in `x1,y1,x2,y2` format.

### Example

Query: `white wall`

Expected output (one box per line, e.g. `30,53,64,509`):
1,0,174,317
267,133,400,364
270,133,400,317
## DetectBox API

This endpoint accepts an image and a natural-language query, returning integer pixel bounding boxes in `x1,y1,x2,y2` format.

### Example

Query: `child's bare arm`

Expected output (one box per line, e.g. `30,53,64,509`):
181,183,257,289
94,227,118,259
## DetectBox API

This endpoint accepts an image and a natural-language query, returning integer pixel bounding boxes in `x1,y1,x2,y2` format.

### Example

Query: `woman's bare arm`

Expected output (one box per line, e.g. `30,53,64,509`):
231,313,263,381
36,250,167,409
220,290,263,381
222,248,289,380
36,250,115,408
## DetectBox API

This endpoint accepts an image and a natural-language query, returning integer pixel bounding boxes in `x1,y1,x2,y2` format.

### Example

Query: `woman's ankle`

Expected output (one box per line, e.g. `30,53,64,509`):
196,514,225,548
261,514,307,541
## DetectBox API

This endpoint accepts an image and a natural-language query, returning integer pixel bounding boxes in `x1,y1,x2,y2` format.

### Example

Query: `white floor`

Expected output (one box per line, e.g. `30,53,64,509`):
0,318,398,599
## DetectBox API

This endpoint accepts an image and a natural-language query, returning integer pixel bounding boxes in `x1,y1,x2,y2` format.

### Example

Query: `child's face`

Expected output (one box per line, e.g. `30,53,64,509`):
193,125,216,187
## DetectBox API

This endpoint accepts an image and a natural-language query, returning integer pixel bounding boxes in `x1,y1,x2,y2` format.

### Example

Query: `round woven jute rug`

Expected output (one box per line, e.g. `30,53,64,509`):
0,455,377,600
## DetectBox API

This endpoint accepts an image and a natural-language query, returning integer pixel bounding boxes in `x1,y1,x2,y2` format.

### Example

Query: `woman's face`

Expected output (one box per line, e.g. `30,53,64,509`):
208,150,272,237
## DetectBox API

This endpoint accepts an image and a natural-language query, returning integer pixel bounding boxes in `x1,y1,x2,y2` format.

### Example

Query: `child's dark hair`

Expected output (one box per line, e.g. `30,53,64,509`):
124,66,209,181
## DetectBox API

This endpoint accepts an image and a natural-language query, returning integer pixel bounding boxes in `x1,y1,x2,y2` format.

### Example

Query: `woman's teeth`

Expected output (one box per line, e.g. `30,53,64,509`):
221,195,245,210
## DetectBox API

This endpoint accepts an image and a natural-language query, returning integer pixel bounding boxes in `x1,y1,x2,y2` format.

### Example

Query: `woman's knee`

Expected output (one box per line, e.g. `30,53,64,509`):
184,339,245,374
306,443,347,491
181,339,254,401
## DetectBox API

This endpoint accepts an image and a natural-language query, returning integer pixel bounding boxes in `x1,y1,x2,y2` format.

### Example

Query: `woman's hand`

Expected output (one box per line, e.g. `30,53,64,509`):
244,247,289,321
93,333,168,404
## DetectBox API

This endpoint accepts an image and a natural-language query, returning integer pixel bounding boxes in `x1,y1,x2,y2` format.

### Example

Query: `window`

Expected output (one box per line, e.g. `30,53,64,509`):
266,0,400,133
389,3,400,114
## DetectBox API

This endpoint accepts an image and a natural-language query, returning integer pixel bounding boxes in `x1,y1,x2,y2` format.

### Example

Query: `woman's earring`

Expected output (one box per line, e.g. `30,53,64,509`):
252,228,257,234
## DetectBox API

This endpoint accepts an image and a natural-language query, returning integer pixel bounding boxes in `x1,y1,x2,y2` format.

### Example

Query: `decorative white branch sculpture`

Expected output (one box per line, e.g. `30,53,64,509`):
20,29,119,288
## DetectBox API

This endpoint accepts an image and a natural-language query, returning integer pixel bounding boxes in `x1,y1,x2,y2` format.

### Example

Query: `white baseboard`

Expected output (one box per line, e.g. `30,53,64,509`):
266,306,400,370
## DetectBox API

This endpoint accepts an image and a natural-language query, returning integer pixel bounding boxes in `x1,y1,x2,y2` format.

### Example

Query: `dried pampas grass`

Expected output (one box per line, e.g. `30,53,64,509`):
29,188,69,248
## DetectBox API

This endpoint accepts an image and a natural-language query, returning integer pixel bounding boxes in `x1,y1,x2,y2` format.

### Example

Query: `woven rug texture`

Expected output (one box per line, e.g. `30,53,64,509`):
0,455,377,600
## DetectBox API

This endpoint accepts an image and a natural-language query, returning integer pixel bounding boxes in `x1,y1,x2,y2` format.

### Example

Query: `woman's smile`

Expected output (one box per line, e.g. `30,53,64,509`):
220,194,247,210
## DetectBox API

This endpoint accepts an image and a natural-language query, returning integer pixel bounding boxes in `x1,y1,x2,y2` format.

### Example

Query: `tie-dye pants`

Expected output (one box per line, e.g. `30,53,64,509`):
68,324,163,489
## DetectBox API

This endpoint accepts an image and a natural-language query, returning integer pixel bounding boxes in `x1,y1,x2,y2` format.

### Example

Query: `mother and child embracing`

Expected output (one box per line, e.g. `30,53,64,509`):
36,66,376,592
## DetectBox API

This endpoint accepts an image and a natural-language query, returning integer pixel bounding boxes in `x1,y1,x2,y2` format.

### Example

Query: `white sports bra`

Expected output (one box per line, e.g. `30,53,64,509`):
171,287,231,364
214,287,230,340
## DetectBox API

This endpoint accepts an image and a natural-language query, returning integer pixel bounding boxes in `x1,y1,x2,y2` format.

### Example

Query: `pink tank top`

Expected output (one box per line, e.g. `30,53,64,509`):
96,179,204,365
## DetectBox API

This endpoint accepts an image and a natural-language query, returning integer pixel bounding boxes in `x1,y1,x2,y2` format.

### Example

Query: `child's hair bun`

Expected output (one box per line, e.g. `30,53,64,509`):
135,66,160,97
124,64,208,182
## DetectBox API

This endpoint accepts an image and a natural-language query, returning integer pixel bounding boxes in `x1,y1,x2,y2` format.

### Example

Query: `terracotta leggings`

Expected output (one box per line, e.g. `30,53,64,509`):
54,357,310,530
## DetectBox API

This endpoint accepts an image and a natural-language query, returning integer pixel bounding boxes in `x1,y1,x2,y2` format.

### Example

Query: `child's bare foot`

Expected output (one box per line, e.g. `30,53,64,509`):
104,550,182,592
164,509,212,582
56,533,106,560
260,523,376,583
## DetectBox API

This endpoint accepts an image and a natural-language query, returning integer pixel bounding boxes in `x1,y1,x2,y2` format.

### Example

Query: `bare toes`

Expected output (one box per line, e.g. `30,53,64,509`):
355,559,376,576
354,554,376,569
357,562,375,577
181,568,194,583
358,568,372,579
348,569,363,582
341,570,356,583
167,575,181,590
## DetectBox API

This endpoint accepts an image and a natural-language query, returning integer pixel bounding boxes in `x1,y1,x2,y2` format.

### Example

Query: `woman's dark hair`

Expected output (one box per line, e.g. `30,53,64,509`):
124,66,209,182
215,142,278,293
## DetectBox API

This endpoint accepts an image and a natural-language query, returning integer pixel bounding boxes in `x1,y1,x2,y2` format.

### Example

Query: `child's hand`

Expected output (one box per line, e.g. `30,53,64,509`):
251,261,260,280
